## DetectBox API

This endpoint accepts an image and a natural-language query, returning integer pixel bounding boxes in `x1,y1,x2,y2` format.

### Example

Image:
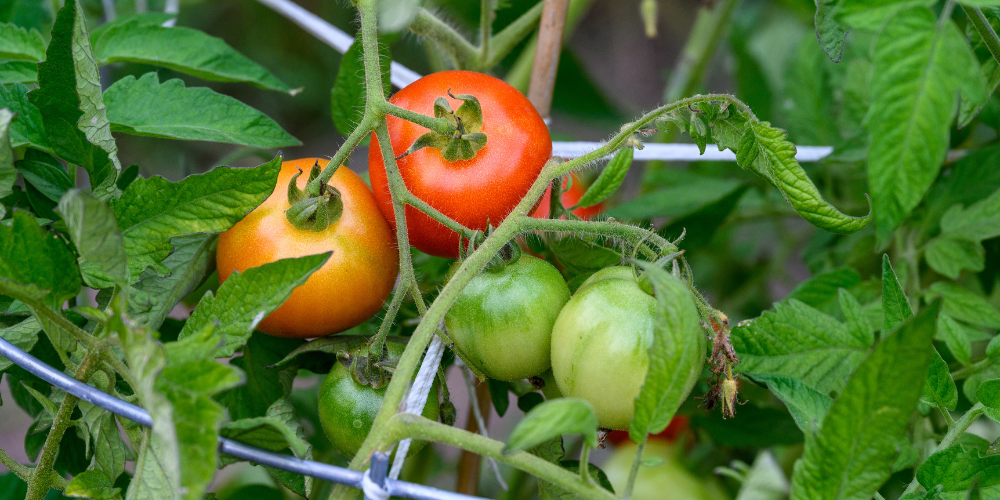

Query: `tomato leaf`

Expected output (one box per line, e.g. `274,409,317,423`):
813,0,848,62
0,210,81,307
331,34,391,137
576,148,632,208
938,313,973,367
925,234,986,279
128,234,217,332
867,7,984,242
179,252,329,357
504,398,598,454
926,282,1000,330
64,470,120,500
110,155,281,279
0,83,49,152
104,73,300,148
0,22,45,61
57,189,129,288
0,317,41,372
789,302,939,500
29,0,121,200
0,108,14,215
218,334,304,421
732,298,872,395
629,262,704,443
91,13,291,93
916,443,1000,493
749,374,832,434
220,399,314,496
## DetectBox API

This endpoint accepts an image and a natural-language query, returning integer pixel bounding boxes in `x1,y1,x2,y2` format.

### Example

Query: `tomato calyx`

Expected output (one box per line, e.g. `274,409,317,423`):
337,343,397,390
285,161,344,232
483,239,522,272
396,91,488,163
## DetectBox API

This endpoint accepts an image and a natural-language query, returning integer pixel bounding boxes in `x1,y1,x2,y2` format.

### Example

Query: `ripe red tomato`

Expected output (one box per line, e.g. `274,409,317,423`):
369,70,552,258
531,174,604,220
606,416,690,446
217,158,398,338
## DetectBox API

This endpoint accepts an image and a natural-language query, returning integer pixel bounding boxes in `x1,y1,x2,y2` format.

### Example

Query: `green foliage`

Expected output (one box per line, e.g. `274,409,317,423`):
504,398,599,453
0,21,44,61
104,74,301,148
576,148,632,208
330,34,392,137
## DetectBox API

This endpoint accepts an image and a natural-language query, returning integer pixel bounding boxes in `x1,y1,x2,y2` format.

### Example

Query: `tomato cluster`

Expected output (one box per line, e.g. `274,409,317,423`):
218,71,690,460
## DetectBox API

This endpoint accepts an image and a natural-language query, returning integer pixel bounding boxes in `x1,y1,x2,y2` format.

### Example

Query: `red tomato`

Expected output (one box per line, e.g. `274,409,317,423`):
369,70,552,258
531,174,604,220
605,416,690,446
217,158,398,338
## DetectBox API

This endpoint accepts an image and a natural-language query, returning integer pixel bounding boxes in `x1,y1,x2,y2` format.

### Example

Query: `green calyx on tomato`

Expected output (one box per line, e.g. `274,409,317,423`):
551,266,657,430
284,161,344,232
445,253,571,382
337,342,398,390
319,341,440,458
398,91,488,163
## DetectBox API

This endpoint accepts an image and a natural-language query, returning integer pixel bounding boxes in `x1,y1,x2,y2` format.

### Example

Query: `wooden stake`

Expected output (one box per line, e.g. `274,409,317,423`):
527,0,571,119
456,382,493,495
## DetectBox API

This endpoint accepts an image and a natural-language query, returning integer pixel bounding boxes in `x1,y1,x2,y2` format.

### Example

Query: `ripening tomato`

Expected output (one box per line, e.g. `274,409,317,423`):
217,158,398,338
531,174,604,220
605,416,690,446
550,266,656,430
318,342,439,458
445,254,570,381
369,70,552,258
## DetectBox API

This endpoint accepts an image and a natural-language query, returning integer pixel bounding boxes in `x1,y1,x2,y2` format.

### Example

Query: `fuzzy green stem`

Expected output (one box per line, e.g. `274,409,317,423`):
410,9,479,70
381,102,457,136
578,445,593,486
901,403,985,496
485,1,545,68
964,5,1000,67
369,283,410,357
480,0,492,64
386,414,615,500
25,343,107,500
315,114,376,188
520,217,676,254
0,448,35,484
622,436,647,500
405,192,481,241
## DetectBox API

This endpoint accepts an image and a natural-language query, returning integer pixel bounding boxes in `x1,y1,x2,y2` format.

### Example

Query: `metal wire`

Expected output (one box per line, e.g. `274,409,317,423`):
0,336,486,500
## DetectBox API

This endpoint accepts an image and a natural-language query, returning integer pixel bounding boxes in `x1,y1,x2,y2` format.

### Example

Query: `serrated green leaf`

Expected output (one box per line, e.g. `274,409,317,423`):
15,157,72,202
220,398,314,496
0,22,44,61
867,8,985,241
922,347,958,411
959,58,1000,128
104,73,299,148
784,268,862,312
504,398,598,454
751,374,833,434
976,379,1000,409
926,282,1000,329
179,253,329,357
940,187,1000,242
576,148,632,208
732,299,872,395
882,255,913,333
91,14,290,93
938,313,973,366
749,121,872,234
58,189,129,287
129,234,216,332
110,157,281,278
0,83,48,152
331,36,391,137
0,60,37,84
629,262,705,443
0,317,40,372
28,0,121,200
0,210,81,307
917,443,1000,492
836,0,933,30
65,470,120,500
925,234,986,279
814,0,848,62
789,303,940,500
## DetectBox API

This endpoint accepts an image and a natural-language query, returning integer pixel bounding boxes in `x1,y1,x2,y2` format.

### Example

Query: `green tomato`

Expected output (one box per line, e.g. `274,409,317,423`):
317,342,439,458
602,442,725,500
445,254,570,381
550,266,655,430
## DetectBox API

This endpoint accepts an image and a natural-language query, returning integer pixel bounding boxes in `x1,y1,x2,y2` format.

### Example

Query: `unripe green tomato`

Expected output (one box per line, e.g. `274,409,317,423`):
602,442,724,500
317,342,439,458
445,255,570,382
551,266,655,430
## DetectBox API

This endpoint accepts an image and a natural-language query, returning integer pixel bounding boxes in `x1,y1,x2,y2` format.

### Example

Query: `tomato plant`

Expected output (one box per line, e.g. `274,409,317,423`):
1,0,998,499
368,70,552,258
217,158,398,338
445,252,570,381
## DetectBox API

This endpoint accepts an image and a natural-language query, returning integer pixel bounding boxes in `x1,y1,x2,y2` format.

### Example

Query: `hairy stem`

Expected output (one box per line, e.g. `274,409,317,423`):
410,9,479,70
520,217,675,254
386,414,615,500
480,0,492,65
26,343,106,500
964,5,1000,67
381,102,456,136
0,448,35,484
315,113,375,187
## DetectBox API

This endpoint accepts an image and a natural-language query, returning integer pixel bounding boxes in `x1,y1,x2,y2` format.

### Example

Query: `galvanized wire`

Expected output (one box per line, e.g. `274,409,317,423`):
0,336,486,500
